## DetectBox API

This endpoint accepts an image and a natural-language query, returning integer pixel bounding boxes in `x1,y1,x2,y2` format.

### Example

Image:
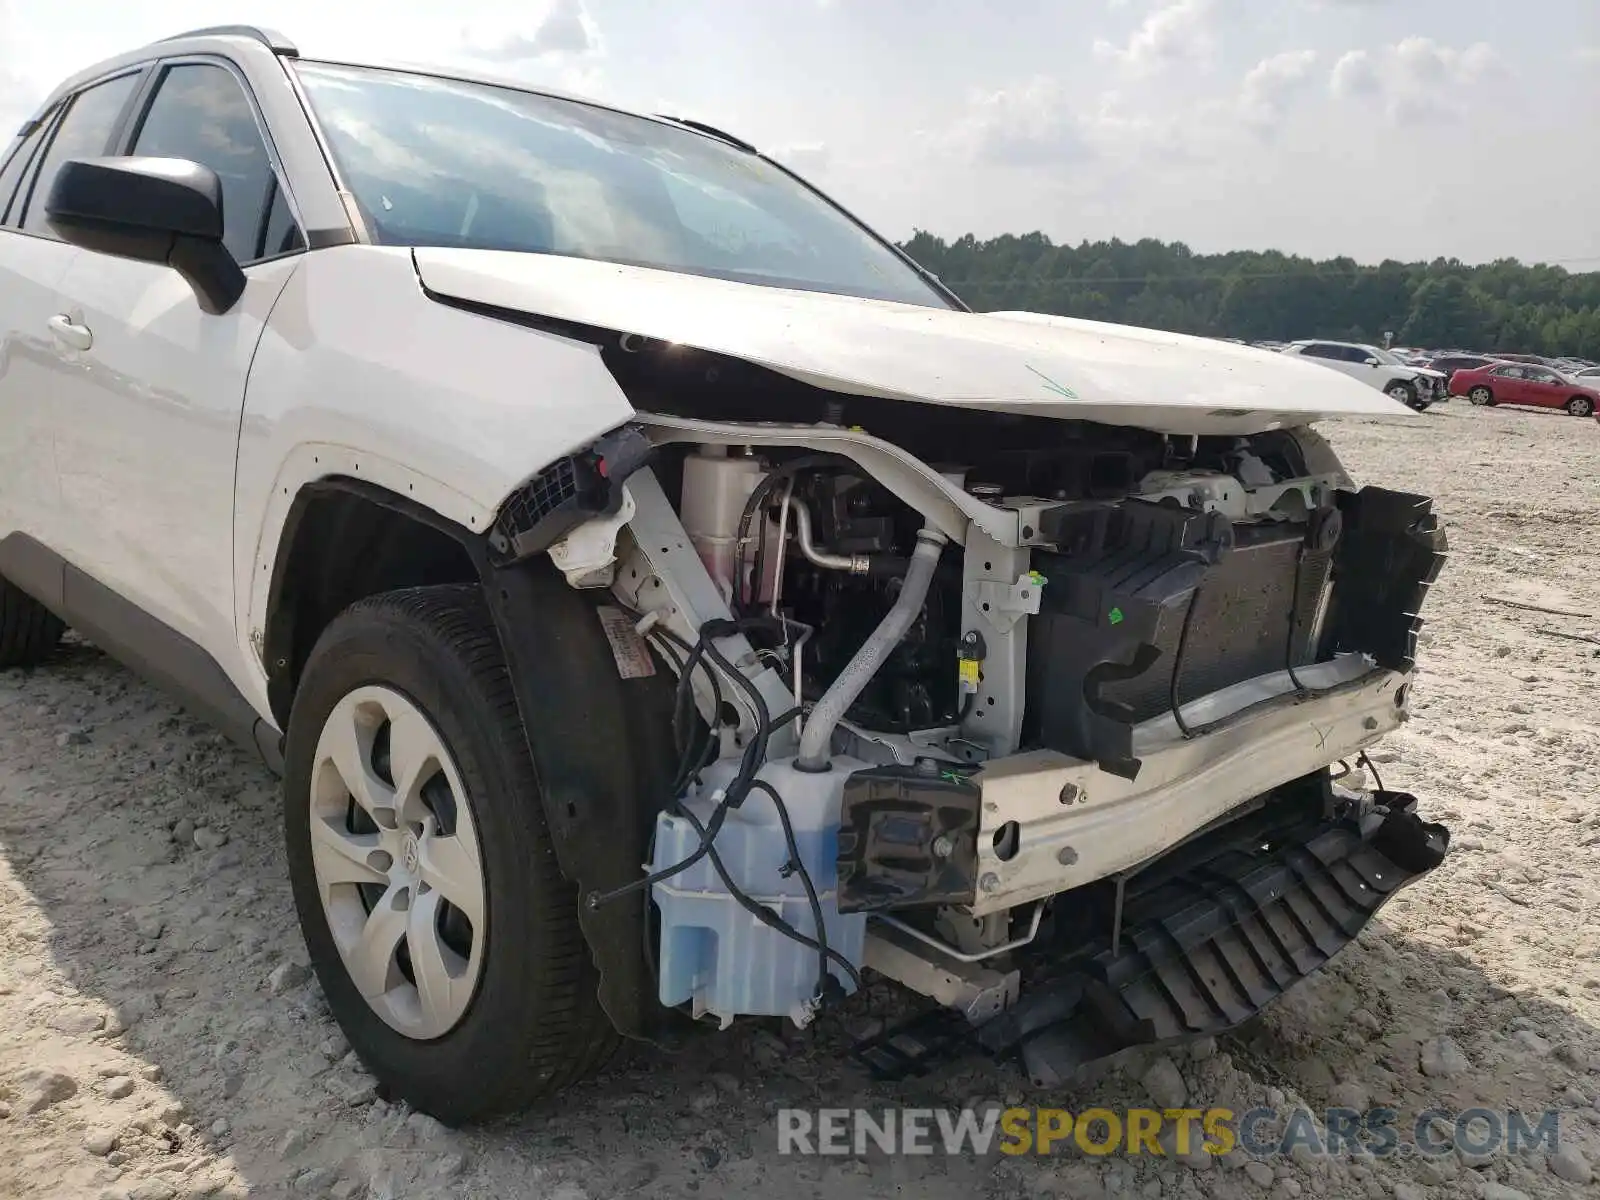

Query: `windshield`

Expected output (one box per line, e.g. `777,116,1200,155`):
1366,346,1404,366
293,62,952,308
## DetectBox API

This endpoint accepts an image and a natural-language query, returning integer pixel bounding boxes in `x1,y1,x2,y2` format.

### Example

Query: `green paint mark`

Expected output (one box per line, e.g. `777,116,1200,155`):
1026,364,1079,400
1108,606,1124,625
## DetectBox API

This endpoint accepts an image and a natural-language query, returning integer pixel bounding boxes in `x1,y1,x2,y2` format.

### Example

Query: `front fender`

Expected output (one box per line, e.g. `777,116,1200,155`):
233,244,637,703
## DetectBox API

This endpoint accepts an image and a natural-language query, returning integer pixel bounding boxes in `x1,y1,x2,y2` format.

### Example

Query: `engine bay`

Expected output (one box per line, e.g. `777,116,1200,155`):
664,417,1379,770
487,374,1449,1051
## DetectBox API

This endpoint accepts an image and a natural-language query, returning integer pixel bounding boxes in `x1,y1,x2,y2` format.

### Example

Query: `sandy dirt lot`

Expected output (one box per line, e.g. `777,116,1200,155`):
1,401,1598,1200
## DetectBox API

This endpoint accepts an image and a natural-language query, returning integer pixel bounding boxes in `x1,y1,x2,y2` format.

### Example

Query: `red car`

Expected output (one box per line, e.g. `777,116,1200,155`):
1450,362,1599,417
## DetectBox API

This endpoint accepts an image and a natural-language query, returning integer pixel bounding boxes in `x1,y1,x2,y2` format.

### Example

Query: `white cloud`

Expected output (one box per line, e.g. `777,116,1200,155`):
931,77,1094,168
1330,49,1380,97
1093,0,1213,74
1330,37,1500,123
464,0,599,63
929,77,1204,175
1237,49,1319,128
1393,36,1495,85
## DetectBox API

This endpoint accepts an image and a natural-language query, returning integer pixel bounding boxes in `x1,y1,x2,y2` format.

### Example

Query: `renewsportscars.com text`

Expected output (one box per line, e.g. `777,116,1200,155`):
776,1105,1565,1160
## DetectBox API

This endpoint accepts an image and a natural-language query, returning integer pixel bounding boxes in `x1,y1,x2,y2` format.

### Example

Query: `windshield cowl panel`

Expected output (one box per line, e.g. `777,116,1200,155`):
293,61,952,309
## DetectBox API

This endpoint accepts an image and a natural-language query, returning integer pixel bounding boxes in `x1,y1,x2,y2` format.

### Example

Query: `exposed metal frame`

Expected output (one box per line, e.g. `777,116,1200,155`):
610,470,798,753
875,901,1045,964
965,661,1410,916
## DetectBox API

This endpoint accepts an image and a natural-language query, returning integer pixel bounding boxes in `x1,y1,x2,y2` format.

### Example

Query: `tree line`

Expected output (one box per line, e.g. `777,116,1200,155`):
898,232,1600,358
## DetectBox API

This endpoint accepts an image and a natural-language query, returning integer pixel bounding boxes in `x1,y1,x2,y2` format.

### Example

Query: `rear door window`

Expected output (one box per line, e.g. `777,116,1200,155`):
18,73,141,235
0,112,56,225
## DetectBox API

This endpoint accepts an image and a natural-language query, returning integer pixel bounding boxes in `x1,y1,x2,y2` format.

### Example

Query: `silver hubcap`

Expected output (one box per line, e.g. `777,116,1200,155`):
1388,385,1412,402
310,685,486,1039
1471,390,1489,404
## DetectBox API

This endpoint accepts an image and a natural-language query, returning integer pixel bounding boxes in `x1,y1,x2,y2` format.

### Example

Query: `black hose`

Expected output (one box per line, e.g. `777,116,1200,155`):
590,610,857,1008
733,454,851,612
1169,584,1204,738
676,798,864,993
587,622,772,905
697,634,860,999
1357,749,1386,793
1285,549,1310,694
585,788,738,908
750,778,832,1001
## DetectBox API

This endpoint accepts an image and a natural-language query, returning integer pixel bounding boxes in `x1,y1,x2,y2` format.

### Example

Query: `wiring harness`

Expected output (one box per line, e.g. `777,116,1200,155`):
586,611,860,1019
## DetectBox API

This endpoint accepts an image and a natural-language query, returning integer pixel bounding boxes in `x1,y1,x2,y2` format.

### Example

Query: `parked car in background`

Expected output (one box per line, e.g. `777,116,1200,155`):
1422,353,1502,378
1573,366,1600,382
1280,340,1447,409
1488,353,1556,367
1451,362,1600,416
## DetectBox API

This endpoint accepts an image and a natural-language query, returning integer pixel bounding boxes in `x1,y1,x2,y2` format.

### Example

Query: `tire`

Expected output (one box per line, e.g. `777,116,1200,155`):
0,576,64,668
1468,386,1494,407
283,584,615,1124
1566,395,1594,418
1385,380,1418,408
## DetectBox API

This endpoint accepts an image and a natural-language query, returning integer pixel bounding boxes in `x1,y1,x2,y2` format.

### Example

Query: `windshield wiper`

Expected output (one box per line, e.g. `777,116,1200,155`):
657,115,757,154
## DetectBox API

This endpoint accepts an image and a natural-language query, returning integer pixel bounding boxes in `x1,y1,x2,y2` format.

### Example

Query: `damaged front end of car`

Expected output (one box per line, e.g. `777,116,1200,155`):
466,296,1451,1079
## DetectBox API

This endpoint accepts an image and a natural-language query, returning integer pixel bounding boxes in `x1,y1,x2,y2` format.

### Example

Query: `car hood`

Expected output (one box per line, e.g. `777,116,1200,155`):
412,249,1412,435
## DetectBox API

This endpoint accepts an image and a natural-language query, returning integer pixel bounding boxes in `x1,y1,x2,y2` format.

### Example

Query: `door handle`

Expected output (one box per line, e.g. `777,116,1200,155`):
47,314,93,352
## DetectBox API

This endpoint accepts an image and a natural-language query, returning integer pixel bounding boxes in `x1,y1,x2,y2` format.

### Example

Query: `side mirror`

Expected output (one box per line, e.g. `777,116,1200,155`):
45,156,245,315
1362,357,1380,366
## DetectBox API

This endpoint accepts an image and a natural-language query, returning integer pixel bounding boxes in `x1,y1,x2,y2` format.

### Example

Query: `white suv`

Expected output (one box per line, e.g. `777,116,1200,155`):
0,27,1451,1124
1280,339,1448,410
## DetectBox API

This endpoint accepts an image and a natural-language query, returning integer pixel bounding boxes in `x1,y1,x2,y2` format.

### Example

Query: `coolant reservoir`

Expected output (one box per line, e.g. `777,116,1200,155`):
679,447,767,599
650,757,869,1027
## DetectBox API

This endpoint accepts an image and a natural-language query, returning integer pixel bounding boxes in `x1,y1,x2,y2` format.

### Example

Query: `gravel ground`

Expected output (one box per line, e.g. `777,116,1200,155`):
1,401,1598,1200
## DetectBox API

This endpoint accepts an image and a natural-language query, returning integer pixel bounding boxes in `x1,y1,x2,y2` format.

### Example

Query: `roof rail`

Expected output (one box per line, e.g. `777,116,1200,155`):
155,25,299,56
657,116,756,154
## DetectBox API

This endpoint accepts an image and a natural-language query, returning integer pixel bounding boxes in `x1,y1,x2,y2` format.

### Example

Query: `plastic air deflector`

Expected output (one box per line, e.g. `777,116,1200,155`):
848,789,1449,1083
979,795,1449,1086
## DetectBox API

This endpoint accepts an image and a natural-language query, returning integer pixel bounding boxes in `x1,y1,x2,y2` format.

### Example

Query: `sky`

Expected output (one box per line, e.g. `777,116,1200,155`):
1,0,1596,268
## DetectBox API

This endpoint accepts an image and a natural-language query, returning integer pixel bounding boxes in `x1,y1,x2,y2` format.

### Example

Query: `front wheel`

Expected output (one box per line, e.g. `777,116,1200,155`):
283,585,615,1124
1386,381,1419,408
1566,395,1595,417
1468,386,1495,407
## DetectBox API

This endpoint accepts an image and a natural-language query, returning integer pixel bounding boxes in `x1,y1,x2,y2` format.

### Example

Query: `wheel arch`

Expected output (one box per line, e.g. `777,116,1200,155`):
262,479,482,729
263,475,677,1044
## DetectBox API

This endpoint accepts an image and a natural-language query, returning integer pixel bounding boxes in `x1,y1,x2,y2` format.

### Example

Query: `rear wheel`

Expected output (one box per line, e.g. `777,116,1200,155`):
1468,386,1494,407
283,585,615,1124
1566,395,1594,417
0,576,64,668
